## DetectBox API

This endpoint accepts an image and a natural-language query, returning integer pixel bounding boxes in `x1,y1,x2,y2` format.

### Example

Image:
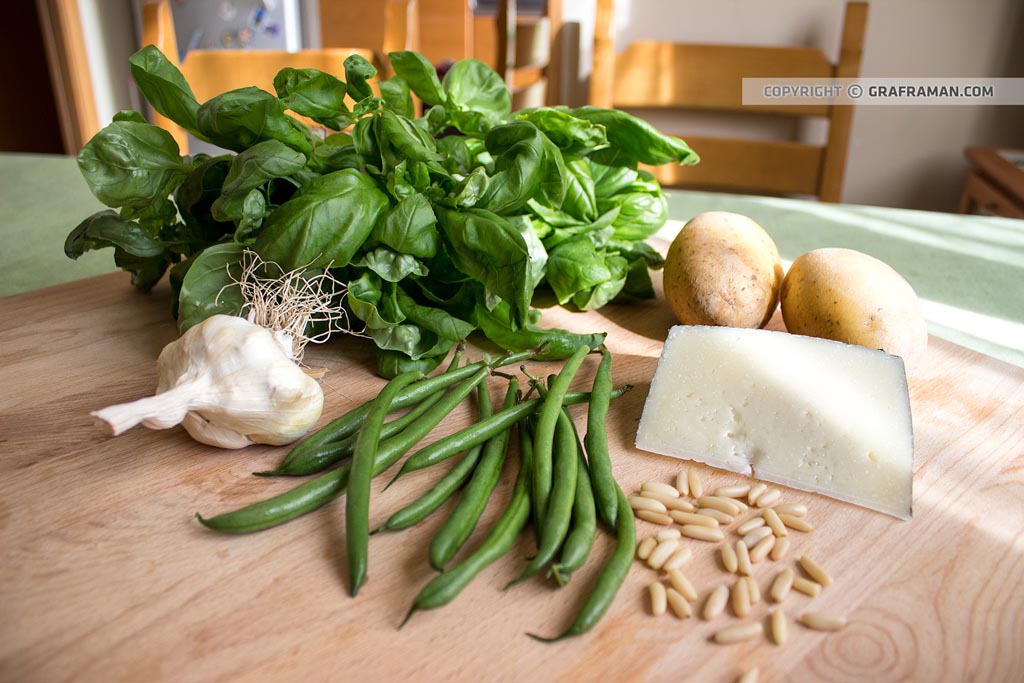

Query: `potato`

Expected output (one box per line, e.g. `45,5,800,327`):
781,248,928,370
662,211,784,328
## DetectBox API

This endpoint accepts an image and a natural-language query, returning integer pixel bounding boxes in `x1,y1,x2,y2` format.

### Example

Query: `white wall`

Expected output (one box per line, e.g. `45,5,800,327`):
77,0,138,126
564,0,1024,212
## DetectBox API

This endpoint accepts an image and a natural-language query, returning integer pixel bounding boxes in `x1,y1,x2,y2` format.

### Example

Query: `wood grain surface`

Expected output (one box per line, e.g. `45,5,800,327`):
1,269,1022,683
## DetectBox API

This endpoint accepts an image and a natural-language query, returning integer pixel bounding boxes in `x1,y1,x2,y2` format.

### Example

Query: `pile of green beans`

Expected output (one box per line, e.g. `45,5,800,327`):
195,343,635,641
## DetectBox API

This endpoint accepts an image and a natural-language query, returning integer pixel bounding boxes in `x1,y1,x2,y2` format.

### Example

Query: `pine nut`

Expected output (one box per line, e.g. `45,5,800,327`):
703,584,729,620
647,539,680,570
742,526,773,548
644,492,696,512
663,546,693,571
770,568,794,603
688,469,704,497
698,508,735,525
731,498,749,513
737,668,760,683
736,517,766,535
629,495,668,514
636,510,673,525
748,482,767,505
697,496,743,516
732,577,751,617
793,577,822,597
657,529,682,541
762,508,787,537
774,503,807,517
666,568,698,601
636,537,657,561
779,514,813,532
735,539,752,576
749,535,776,563
714,484,750,498
799,555,833,587
665,587,693,619
649,581,667,616
721,541,738,573
675,470,689,497
756,488,782,508
670,510,719,527
681,524,725,542
746,576,761,605
770,608,787,645
801,611,847,631
770,536,791,561
642,481,681,498
713,621,763,644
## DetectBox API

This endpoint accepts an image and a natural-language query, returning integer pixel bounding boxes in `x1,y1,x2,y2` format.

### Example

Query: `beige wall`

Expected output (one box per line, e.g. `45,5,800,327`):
564,0,1024,212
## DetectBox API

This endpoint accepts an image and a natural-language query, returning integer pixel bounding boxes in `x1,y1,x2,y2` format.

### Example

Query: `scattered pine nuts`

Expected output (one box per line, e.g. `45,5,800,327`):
649,581,667,616
792,577,822,597
713,621,764,644
770,608,787,645
774,503,807,517
762,508,787,537
735,539,752,576
742,526,774,549
800,611,847,631
697,495,743,516
746,576,761,605
636,510,674,526
663,546,693,571
799,555,833,587
749,535,776,563
755,488,782,508
698,508,735,525
657,528,682,541
647,539,680,570
748,482,767,505
737,517,766,535
770,537,791,562
643,492,697,512
714,484,750,499
737,668,760,683
642,481,680,498
665,587,693,619
703,584,730,621
770,568,794,603
721,541,739,573
669,510,719,528
681,525,725,542
636,537,657,561
675,470,689,497
778,513,813,532
667,569,698,601
688,469,704,498
732,577,751,617
629,495,668,514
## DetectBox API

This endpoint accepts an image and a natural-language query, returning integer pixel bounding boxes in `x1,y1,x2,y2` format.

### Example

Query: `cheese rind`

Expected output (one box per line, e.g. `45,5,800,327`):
635,326,914,519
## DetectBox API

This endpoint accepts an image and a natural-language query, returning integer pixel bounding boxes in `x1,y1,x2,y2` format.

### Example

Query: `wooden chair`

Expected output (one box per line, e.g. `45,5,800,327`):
591,1,868,202
141,0,413,154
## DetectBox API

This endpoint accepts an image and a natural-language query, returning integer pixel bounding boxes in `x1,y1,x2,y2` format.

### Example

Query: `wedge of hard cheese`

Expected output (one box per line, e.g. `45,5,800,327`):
635,326,914,519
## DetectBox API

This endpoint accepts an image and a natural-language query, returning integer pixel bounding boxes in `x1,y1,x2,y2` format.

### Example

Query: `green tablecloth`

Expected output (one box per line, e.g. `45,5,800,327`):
2,153,1021,366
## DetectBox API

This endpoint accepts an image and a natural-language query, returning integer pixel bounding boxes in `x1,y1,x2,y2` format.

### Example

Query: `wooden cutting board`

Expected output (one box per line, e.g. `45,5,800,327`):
1,271,1022,683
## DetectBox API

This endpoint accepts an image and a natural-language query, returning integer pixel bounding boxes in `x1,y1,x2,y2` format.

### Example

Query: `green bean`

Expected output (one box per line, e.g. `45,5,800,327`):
530,484,635,641
584,348,618,527
429,379,518,571
273,351,532,472
347,370,423,596
550,418,596,586
508,404,578,585
531,345,590,523
401,430,532,627
197,366,494,534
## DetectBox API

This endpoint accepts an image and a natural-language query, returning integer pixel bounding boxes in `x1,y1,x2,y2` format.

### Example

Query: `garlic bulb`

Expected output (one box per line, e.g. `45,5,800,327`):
93,314,323,448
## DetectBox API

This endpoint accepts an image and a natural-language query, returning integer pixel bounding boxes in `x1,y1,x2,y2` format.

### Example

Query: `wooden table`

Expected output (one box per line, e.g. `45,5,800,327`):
2,266,1023,683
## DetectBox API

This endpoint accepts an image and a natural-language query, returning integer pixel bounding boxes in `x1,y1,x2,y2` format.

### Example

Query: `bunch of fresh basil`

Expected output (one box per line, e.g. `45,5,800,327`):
66,46,698,375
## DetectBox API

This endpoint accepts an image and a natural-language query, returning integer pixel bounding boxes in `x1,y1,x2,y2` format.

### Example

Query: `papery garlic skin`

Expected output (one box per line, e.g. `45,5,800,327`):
92,315,324,448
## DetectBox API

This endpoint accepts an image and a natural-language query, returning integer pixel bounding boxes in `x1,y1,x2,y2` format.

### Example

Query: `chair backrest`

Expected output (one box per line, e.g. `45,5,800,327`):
493,0,563,108
140,0,390,154
591,0,868,202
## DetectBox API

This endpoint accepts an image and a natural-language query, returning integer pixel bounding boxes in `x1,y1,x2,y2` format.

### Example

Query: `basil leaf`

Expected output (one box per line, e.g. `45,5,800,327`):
516,107,608,155
372,193,438,258
174,155,235,245
312,133,361,172
571,106,699,167
129,46,204,138
479,121,545,214
273,67,354,130
546,236,628,309
176,242,246,332
352,246,429,282
606,189,668,240
380,76,414,118
196,87,312,154
379,109,441,163
65,210,166,259
114,249,175,291
344,54,377,102
387,51,446,106
589,159,639,196
474,301,606,360
561,157,598,222
254,169,390,269
444,59,511,135
235,189,267,242
397,287,475,342
377,348,447,378
211,140,307,221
